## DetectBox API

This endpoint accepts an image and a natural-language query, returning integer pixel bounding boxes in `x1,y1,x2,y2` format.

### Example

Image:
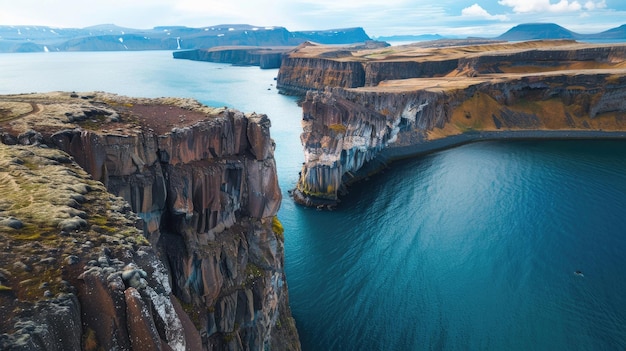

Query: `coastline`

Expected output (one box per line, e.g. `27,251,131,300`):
294,130,626,208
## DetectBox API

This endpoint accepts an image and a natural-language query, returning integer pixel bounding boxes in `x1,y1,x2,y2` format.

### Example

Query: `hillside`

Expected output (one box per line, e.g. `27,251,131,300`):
497,23,578,41
0,24,370,53
498,23,626,41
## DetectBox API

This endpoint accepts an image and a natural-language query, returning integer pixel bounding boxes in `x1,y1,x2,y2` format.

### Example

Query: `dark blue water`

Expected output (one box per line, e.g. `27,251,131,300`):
2,51,626,350
287,140,626,350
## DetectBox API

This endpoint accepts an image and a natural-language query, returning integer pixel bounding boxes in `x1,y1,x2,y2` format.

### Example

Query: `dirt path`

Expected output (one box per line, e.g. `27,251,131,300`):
0,102,40,125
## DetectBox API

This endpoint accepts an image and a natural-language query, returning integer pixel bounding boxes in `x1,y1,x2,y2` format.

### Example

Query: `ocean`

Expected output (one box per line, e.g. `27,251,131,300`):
1,51,625,350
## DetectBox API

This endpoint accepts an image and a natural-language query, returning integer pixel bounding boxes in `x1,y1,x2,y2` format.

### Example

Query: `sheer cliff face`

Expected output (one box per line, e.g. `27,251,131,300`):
275,41,390,95
0,92,299,351
276,57,366,95
280,42,626,207
0,143,198,351
173,48,289,69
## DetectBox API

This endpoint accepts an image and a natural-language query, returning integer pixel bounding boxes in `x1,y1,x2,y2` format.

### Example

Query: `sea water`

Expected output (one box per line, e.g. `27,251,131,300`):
1,51,625,350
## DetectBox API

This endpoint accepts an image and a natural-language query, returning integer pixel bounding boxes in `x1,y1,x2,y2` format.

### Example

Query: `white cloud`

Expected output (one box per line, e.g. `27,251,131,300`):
583,0,606,10
461,4,509,21
1,0,624,38
497,0,594,13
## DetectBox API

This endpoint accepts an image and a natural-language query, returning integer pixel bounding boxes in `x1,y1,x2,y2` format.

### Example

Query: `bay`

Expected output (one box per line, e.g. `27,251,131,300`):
1,51,625,350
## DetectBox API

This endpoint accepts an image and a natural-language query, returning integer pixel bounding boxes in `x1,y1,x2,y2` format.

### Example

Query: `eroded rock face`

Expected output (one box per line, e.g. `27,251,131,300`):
276,40,626,95
0,92,300,350
282,41,626,207
173,47,292,69
0,144,194,351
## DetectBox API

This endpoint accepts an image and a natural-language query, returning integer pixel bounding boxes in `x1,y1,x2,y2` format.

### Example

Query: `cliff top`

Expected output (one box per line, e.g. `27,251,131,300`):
285,39,626,63
0,91,237,136
360,68,626,93
283,40,626,95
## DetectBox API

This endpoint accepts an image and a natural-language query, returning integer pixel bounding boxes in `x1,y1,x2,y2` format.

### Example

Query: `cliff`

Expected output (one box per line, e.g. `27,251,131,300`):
0,92,300,350
275,41,626,207
173,47,292,69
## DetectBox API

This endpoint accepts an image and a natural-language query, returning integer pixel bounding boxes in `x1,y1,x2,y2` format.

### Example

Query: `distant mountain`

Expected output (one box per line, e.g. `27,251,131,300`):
497,23,577,41
0,24,371,53
375,23,626,45
375,34,446,43
591,24,626,40
497,23,626,41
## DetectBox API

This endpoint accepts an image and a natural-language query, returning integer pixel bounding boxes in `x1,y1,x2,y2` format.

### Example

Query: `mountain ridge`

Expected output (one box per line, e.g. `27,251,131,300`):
497,22,626,41
0,24,371,52
2,22,625,53
377,23,626,43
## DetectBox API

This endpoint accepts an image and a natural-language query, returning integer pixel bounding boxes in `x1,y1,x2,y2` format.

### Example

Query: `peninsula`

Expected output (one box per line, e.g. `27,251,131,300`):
0,92,300,350
275,40,626,207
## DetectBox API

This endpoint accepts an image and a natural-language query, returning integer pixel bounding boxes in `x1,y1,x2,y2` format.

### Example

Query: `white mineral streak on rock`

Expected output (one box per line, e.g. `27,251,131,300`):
343,135,369,151
145,284,185,351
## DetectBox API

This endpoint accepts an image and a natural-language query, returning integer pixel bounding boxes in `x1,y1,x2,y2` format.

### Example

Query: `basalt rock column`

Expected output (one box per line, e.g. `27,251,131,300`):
0,92,300,350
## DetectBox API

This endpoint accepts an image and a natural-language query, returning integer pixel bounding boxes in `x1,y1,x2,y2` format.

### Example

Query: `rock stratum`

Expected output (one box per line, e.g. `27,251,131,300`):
173,46,293,69
275,40,626,207
172,41,389,69
0,92,300,350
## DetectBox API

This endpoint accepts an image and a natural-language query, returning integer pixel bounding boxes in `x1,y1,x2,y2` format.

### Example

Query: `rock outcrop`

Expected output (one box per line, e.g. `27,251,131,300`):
275,41,626,207
0,92,300,350
173,46,292,69
0,143,195,351
276,41,390,95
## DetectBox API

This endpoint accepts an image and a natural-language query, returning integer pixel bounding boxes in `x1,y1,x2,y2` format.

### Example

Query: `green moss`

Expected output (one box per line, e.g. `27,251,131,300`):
272,216,284,240
89,215,117,233
0,284,12,292
328,123,347,134
77,115,108,130
223,332,236,343
245,263,264,281
11,224,54,241
90,215,108,226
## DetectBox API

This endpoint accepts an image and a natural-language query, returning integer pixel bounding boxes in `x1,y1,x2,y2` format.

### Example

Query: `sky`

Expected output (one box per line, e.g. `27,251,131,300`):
1,0,626,38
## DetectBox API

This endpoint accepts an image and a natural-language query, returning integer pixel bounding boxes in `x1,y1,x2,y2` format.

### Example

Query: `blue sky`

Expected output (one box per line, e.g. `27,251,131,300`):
2,0,626,37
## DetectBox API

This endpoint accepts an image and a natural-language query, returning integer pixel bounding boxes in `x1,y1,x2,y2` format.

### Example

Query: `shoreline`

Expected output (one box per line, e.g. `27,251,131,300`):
379,129,626,163
293,130,626,208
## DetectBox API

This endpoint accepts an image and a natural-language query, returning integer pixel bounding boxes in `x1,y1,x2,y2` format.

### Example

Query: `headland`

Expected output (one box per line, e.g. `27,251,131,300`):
275,40,626,207
0,92,300,350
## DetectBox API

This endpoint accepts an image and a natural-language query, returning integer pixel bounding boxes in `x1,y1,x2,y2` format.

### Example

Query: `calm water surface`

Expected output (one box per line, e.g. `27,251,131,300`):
1,51,625,350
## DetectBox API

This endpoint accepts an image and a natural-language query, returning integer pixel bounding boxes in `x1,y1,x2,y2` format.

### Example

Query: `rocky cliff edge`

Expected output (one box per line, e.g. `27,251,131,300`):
276,41,626,207
0,92,300,350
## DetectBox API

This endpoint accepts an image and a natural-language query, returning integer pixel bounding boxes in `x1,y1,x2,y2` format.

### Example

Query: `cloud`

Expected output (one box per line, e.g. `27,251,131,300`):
497,0,600,13
461,4,509,21
583,0,606,10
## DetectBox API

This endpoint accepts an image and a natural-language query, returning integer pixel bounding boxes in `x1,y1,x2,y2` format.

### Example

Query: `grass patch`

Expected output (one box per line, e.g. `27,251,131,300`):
245,263,264,285
77,114,108,130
